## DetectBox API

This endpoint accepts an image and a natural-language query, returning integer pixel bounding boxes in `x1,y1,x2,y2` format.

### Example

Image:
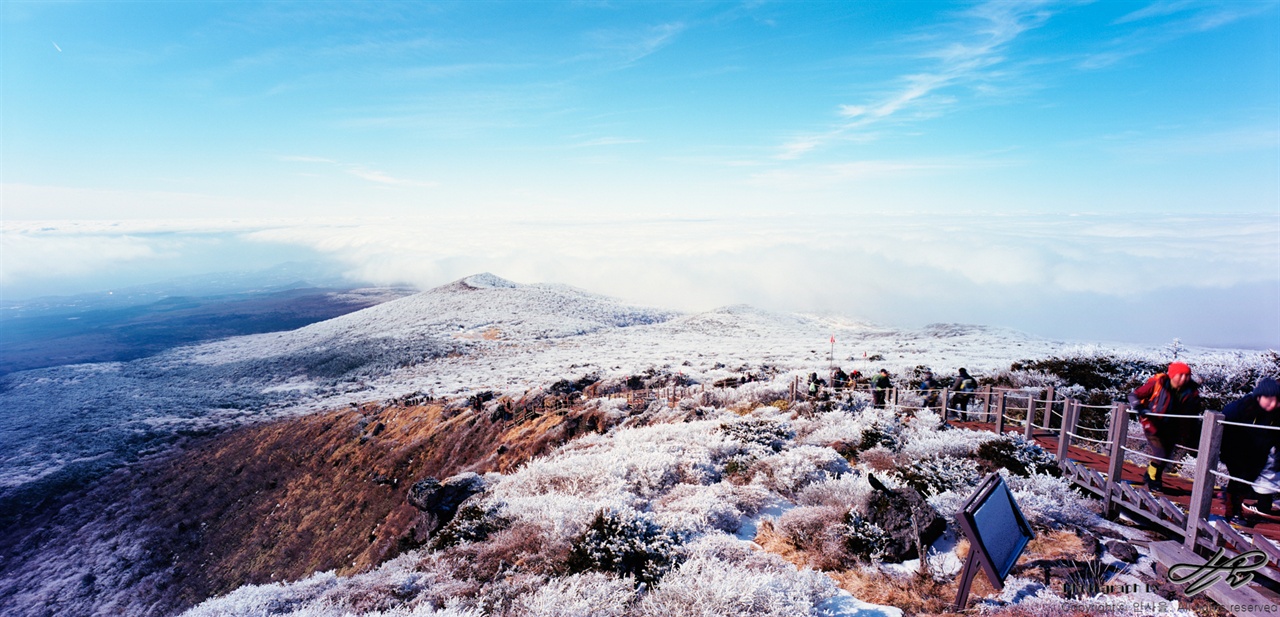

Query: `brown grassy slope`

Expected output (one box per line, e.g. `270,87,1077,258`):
0,401,614,616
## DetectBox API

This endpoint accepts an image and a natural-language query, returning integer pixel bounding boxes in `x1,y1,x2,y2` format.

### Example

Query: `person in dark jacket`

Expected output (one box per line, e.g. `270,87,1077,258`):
872,369,891,408
919,371,940,412
807,372,824,400
950,368,978,420
832,367,849,391
1127,362,1203,493
1220,377,1280,525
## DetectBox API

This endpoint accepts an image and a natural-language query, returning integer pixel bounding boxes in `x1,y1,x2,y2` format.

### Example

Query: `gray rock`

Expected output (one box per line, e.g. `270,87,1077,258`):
1105,539,1140,564
407,472,486,524
863,473,947,562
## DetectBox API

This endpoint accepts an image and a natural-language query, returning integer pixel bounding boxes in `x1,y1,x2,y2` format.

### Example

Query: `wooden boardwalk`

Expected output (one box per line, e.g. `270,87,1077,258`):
953,419,1280,542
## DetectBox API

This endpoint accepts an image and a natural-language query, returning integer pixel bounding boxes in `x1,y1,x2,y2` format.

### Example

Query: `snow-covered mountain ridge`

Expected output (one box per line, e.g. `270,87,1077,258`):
176,273,679,366
0,272,1260,510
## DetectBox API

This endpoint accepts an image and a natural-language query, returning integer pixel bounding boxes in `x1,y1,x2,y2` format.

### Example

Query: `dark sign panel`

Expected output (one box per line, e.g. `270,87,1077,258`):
955,473,1035,609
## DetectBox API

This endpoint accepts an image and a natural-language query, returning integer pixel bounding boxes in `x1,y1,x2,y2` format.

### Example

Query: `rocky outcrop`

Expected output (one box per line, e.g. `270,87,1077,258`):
864,473,947,562
408,472,486,525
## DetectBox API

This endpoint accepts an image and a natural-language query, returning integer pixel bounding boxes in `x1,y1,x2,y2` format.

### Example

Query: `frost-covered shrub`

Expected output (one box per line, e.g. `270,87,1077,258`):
750,446,850,497
793,410,864,446
842,512,890,563
900,420,999,460
634,534,841,617
1004,472,1100,528
926,490,970,523
431,502,510,550
856,445,903,473
653,483,771,535
857,420,902,452
796,473,873,510
1190,350,1280,410
180,572,342,617
462,520,571,579
777,506,845,550
1009,354,1162,393
718,419,794,452
514,572,633,617
976,434,1059,477
566,508,684,587
895,456,981,498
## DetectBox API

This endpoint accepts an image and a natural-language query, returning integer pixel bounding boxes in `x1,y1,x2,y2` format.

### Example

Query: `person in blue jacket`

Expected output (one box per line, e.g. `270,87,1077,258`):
1221,377,1280,525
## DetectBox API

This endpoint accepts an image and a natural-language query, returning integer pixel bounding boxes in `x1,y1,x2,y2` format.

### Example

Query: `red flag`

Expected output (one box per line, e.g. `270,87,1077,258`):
829,335,835,344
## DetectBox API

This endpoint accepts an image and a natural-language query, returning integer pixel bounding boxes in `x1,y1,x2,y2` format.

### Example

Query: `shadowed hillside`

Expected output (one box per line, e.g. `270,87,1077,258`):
0,398,616,617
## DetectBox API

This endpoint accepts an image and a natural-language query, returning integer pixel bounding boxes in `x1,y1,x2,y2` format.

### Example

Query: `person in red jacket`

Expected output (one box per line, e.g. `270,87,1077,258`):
1127,362,1203,493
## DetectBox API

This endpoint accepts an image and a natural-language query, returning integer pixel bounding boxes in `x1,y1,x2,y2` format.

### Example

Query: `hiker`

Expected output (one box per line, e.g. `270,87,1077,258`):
919,371,940,412
808,372,822,400
950,368,979,421
832,367,849,391
848,369,864,390
1127,362,1203,493
872,369,892,408
1220,377,1280,525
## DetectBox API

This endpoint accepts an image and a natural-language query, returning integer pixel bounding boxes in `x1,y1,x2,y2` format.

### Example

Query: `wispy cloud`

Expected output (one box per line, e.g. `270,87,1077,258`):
569,137,645,148
778,1,1056,159
1082,1,1276,69
345,167,437,187
585,21,687,66
277,155,337,164
1097,125,1280,161
278,156,436,187
751,155,1010,188
1113,0,1199,25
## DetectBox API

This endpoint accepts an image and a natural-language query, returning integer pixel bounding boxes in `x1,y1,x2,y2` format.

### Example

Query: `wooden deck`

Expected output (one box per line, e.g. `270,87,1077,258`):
951,420,1280,543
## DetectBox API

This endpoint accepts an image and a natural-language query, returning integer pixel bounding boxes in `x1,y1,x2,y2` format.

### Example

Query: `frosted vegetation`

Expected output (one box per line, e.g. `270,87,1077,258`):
182,396,1104,617
0,274,1272,614
1,274,1273,538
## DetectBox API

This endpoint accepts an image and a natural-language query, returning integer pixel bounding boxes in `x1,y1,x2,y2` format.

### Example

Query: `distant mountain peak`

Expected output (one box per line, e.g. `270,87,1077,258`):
458,273,520,290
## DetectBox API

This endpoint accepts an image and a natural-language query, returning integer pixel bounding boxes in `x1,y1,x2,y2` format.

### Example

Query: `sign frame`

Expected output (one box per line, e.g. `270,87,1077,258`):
954,472,1035,610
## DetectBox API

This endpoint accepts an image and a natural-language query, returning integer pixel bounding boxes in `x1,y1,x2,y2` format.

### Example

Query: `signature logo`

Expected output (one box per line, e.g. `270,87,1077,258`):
1167,548,1269,596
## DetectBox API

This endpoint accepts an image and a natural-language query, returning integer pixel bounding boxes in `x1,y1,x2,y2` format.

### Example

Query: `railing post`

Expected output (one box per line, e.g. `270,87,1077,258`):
892,386,899,408
983,385,994,423
1185,410,1224,550
1024,393,1036,440
995,391,1006,434
941,387,950,417
1057,400,1079,470
1104,403,1130,518
1044,386,1057,429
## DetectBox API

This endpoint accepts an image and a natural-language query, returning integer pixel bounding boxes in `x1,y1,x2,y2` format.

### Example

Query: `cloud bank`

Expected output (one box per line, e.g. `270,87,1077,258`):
4,212,1276,349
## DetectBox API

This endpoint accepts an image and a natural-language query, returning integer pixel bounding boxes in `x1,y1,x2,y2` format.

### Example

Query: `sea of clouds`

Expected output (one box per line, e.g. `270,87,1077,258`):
2,212,1276,347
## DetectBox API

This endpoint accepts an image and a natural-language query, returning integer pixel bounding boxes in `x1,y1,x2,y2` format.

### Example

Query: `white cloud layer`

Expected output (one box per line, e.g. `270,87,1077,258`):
3,212,1276,347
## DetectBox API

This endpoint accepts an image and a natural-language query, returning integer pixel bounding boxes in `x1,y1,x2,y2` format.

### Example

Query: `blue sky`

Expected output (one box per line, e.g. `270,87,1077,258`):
2,1,1279,348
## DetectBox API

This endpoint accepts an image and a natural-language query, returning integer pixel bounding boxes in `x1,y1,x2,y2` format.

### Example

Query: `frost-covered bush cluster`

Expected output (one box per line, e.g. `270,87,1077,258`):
895,456,981,498
717,418,794,451
842,513,891,563
1001,348,1280,410
566,508,684,587
975,434,1059,477
430,503,510,550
